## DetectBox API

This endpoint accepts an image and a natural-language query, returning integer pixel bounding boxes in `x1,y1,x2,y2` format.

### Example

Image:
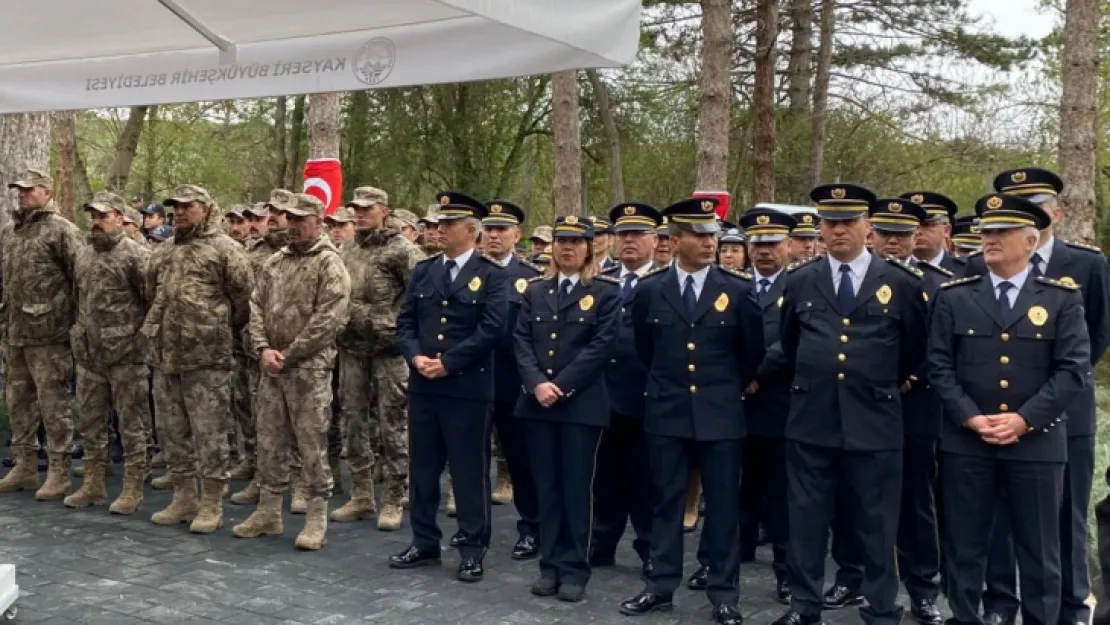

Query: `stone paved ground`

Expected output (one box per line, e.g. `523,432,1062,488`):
0,462,939,625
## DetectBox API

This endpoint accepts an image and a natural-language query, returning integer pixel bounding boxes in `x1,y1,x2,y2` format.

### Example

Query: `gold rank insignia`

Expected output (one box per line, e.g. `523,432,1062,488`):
715,293,729,312
1028,305,1048,327
876,284,892,305
468,276,482,292
515,278,528,294
579,294,594,311
1060,276,1077,287
440,195,450,206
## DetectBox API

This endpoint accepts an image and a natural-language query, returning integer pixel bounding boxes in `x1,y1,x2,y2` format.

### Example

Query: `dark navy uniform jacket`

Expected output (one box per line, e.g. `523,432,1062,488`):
397,251,509,402
964,238,1110,436
778,254,929,451
513,274,621,427
901,260,955,440
603,262,667,419
938,250,967,277
629,264,765,441
927,274,1090,462
748,271,791,438
493,255,543,404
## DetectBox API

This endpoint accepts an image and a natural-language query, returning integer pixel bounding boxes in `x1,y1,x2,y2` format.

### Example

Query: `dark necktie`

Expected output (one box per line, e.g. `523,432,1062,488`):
1030,252,1044,277
998,281,1014,317
837,265,855,312
682,275,698,317
622,273,636,300
443,259,457,290
758,278,771,295
558,279,573,308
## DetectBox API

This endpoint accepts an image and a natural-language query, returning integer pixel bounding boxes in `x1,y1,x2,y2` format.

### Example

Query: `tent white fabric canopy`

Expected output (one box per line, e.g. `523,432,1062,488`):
0,0,642,114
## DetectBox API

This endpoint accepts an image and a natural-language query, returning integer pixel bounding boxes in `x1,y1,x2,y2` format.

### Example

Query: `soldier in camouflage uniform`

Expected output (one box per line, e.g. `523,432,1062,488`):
64,192,153,514
332,187,425,531
226,205,252,480
232,193,350,550
225,206,250,243
0,169,84,501
122,208,147,246
146,232,178,491
141,184,252,534
325,207,356,246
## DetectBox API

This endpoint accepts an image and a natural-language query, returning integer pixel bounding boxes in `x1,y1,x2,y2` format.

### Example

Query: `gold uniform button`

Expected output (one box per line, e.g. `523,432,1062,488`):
1001,333,1011,342
687,343,696,351
1000,380,1009,389
1000,403,1009,411
999,356,1010,365
968,329,975,335
689,385,697,394
441,301,448,307
550,333,557,340
842,318,850,326
551,351,557,357
688,364,696,372
837,373,845,381
440,317,447,324
840,335,848,343
837,353,846,362
546,369,553,375
436,334,444,341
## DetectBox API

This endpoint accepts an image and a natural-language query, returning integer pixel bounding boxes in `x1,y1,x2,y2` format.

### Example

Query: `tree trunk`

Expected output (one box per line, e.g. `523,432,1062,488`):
805,0,836,191
141,105,158,203
586,69,625,205
787,0,814,115
1057,0,1099,244
307,93,342,160
52,111,78,222
106,106,150,193
286,95,307,189
552,71,582,217
752,0,779,203
0,113,52,232
696,0,732,192
274,96,288,190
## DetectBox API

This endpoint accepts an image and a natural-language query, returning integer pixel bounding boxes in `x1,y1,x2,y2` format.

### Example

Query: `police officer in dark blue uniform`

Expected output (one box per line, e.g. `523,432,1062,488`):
592,202,666,577
390,191,509,582
789,213,821,262
967,168,1110,625
771,183,929,625
590,216,620,273
482,199,542,561
618,197,764,625
900,190,966,276
951,216,982,258
514,215,621,602
928,192,1091,625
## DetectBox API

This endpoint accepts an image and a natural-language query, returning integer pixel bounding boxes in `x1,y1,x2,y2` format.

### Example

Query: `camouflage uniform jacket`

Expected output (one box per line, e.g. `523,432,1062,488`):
72,232,150,367
338,226,425,358
0,202,85,347
245,231,288,278
249,233,350,370
142,221,252,373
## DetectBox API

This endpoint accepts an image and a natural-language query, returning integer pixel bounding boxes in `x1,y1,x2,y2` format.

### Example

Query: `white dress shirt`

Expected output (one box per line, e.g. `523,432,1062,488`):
491,253,513,268
989,266,1030,307
925,249,946,268
675,264,711,300
827,251,871,295
618,261,655,289
444,247,474,281
557,273,581,291
754,268,783,291
1032,235,1054,274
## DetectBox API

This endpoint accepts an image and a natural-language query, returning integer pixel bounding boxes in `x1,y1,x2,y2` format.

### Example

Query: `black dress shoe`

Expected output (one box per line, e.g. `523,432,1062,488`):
530,576,558,597
457,557,483,582
588,552,616,567
512,536,538,560
619,591,673,616
558,584,585,603
687,565,709,590
822,585,863,609
983,612,1014,625
771,610,824,625
713,603,744,625
388,545,441,569
449,530,464,547
775,579,792,605
910,598,942,625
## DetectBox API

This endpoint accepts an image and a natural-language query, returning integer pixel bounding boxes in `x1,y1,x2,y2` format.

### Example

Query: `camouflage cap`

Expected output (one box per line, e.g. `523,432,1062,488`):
8,168,54,190
277,193,326,218
84,191,128,215
264,189,296,212
122,207,142,225
244,202,269,218
325,207,355,223
420,204,440,224
530,225,553,243
226,204,249,219
392,209,419,228
347,186,389,208
164,184,214,207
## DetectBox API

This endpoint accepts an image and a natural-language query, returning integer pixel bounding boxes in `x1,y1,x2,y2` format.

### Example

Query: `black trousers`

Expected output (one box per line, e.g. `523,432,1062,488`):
786,441,902,625
408,395,491,560
739,435,788,581
646,434,742,606
591,413,652,564
524,420,602,586
492,400,539,541
896,436,941,603
943,452,1064,625
983,436,1093,625
830,480,864,591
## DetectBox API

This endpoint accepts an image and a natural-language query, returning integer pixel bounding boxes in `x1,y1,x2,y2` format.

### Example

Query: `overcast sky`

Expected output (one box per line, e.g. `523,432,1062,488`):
969,0,1057,39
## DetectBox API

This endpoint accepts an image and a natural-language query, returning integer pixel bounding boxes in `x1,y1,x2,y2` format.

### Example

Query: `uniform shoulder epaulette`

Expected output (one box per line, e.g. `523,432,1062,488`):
967,250,983,258
939,275,981,289
1064,239,1105,255
919,262,954,278
720,266,752,281
527,275,548,283
416,252,443,265
639,266,669,281
785,255,823,273
885,255,924,278
517,257,542,273
480,253,502,266
595,274,620,285
1036,275,1079,290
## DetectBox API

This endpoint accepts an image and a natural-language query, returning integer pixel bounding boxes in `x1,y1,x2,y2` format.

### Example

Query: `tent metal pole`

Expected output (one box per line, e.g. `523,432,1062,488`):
157,0,238,64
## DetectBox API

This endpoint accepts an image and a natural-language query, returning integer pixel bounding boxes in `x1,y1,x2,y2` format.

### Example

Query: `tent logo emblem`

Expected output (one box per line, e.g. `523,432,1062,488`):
353,38,396,86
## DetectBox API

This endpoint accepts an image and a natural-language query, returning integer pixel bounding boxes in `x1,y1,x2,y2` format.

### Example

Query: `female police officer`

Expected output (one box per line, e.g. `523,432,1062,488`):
513,215,621,603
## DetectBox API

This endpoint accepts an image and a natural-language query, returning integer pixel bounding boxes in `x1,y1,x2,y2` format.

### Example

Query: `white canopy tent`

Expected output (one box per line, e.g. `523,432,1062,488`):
0,0,642,114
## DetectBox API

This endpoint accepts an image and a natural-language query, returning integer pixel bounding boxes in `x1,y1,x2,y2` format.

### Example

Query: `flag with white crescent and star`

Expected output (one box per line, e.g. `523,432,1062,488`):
303,158,343,216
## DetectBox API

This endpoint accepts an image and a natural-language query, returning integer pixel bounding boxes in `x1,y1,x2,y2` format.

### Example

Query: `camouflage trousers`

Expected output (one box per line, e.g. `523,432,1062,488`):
255,368,334,499
75,363,152,469
228,353,254,458
6,343,74,457
340,350,409,485
155,369,231,482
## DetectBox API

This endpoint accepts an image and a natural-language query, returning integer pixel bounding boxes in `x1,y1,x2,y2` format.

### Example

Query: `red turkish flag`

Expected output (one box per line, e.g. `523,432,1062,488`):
303,158,343,216
694,190,731,222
